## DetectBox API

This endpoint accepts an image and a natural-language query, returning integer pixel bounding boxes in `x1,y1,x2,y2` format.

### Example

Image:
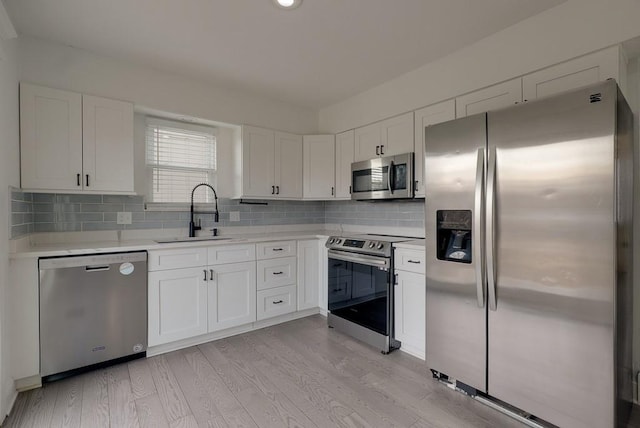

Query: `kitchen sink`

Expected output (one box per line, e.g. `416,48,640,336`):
155,236,235,244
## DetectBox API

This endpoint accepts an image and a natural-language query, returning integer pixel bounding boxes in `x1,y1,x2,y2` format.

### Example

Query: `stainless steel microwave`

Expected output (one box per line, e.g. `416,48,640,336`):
351,152,414,200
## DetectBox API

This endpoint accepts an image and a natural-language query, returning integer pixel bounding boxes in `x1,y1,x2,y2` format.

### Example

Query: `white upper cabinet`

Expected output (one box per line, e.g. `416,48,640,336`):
414,100,456,198
335,130,354,199
380,112,414,156
20,83,134,193
456,78,522,117
241,125,276,198
522,46,624,102
274,131,303,198
241,126,303,199
303,135,336,199
82,95,134,193
353,112,414,162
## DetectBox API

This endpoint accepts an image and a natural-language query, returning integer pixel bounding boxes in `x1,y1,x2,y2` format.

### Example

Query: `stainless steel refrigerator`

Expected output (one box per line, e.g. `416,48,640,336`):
424,80,634,428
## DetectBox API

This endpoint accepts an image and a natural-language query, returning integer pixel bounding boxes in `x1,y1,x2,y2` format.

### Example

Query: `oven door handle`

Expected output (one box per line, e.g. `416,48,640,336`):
328,250,390,269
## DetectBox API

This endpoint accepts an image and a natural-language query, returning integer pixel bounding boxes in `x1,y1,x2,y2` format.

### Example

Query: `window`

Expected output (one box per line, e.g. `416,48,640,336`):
146,118,216,203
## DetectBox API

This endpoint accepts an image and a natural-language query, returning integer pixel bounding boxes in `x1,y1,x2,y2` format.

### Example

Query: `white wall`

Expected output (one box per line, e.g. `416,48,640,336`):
0,36,20,420
318,0,640,133
17,36,318,135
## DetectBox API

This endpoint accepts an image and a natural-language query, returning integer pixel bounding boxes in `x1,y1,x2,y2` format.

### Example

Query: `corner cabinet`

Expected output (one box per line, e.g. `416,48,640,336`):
240,125,303,199
303,135,336,199
354,112,414,162
20,83,134,193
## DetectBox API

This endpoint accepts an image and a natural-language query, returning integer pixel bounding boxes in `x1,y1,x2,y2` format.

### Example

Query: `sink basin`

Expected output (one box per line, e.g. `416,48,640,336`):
155,237,234,244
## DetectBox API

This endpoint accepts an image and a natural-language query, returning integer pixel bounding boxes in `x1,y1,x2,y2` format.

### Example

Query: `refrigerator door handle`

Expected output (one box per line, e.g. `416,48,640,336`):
486,147,497,311
473,147,486,308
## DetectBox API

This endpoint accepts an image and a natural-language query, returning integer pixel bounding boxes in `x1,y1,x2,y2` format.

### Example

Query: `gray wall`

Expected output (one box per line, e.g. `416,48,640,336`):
10,190,425,238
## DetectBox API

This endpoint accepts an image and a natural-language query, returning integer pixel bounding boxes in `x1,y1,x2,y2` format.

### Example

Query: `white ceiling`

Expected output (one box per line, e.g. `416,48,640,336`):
4,0,564,109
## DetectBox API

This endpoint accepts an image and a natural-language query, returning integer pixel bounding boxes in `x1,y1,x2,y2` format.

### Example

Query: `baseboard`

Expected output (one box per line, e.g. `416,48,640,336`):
399,344,425,361
15,375,41,392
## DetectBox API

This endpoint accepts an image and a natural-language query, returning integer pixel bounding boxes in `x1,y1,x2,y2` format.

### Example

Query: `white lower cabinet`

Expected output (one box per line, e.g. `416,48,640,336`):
394,248,426,360
148,267,208,346
257,285,297,321
208,261,257,331
297,239,320,310
257,256,297,290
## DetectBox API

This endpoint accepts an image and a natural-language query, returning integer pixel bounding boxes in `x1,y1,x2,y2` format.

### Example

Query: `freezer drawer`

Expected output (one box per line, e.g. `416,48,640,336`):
39,252,148,378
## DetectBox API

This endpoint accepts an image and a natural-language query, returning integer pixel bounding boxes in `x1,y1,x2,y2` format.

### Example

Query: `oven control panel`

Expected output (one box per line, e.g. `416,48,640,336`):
325,236,391,257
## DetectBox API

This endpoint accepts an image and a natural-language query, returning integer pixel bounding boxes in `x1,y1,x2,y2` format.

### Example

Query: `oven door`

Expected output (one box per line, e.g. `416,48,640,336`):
351,153,414,200
327,250,391,335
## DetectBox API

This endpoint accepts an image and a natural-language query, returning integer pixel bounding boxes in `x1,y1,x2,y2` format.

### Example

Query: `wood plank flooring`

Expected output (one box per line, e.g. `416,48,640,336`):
1,314,572,427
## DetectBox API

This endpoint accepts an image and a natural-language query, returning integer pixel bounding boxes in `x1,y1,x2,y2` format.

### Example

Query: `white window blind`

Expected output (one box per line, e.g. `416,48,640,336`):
146,118,216,203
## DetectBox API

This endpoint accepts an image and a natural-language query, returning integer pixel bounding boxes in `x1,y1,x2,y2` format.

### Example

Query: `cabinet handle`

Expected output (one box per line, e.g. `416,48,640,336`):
85,174,90,187
271,185,275,195
273,300,284,304
276,185,280,195
414,180,419,192
331,187,334,196
376,145,380,156
380,144,384,155
203,269,208,281
407,260,421,264
332,288,343,292
273,271,284,275
77,173,81,186
209,269,214,281
394,273,398,285
273,248,284,251
349,185,351,194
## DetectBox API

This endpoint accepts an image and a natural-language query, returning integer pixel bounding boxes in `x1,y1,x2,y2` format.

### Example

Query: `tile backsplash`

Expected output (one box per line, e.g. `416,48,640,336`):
10,190,425,238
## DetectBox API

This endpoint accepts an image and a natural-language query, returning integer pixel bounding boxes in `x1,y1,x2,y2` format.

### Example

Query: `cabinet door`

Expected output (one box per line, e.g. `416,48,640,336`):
335,130,354,199
148,267,208,346
394,270,425,360
242,125,275,197
456,78,522,117
257,256,297,290
522,46,621,102
303,135,336,199
82,95,134,192
208,261,256,331
274,131,303,198
380,112,414,156
414,100,456,197
353,122,381,162
20,83,83,191
297,239,320,310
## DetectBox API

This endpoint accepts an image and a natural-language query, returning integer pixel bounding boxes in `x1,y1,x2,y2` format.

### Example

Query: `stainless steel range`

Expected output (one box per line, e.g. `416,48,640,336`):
325,234,413,353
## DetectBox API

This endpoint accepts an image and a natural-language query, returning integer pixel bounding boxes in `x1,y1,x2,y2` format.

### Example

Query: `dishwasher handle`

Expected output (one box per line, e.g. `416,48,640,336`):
85,265,111,272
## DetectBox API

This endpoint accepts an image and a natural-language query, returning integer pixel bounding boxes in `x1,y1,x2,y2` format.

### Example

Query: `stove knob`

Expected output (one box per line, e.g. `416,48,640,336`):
329,238,335,244
377,242,384,250
336,239,342,244
368,242,376,248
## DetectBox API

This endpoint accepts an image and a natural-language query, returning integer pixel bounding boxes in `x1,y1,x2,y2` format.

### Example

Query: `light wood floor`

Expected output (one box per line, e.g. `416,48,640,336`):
4,315,538,428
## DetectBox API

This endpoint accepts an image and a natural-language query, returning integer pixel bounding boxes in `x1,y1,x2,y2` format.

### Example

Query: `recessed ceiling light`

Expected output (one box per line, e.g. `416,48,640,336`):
273,0,302,10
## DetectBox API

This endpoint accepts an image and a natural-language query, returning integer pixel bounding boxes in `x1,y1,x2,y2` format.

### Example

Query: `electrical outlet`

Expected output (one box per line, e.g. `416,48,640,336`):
117,211,132,224
230,211,240,222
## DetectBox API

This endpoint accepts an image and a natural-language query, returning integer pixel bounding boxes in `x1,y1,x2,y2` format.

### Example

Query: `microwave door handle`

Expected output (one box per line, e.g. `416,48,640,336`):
388,161,394,194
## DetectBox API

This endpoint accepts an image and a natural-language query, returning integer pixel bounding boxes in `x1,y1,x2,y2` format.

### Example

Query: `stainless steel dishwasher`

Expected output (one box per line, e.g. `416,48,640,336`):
39,251,147,380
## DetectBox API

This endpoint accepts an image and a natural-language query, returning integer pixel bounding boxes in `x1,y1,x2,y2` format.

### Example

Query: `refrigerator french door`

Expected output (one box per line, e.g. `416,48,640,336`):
425,81,633,428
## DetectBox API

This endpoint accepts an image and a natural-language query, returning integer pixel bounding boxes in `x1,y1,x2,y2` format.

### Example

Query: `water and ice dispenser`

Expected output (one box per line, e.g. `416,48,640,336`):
436,210,472,263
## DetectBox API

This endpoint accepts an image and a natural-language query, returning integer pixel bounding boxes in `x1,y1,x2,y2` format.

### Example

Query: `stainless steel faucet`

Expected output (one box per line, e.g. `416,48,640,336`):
189,183,219,237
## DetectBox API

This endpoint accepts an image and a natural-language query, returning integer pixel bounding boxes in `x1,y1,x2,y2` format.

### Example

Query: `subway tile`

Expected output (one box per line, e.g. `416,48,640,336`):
34,223,56,233
57,212,104,222
11,213,24,226
12,201,32,213
124,204,145,212
83,222,123,231
102,195,144,203
125,221,163,230
54,203,82,213
34,213,55,223
81,203,123,212
145,211,181,221
32,193,56,203
57,194,103,203
12,224,30,238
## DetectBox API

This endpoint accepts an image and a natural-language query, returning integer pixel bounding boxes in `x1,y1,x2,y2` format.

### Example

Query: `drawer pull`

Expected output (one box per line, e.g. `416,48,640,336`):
273,300,284,304
272,248,284,251
407,260,421,264
203,269,208,281
273,271,284,275
209,269,215,281
332,288,343,292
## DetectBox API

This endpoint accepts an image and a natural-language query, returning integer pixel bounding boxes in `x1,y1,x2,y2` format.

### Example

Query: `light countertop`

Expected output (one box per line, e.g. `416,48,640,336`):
393,239,425,250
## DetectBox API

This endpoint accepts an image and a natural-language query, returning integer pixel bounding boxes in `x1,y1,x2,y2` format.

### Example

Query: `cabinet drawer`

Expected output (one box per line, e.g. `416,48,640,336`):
257,285,297,321
257,256,297,290
395,249,426,274
256,241,297,259
208,244,256,265
148,247,208,271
